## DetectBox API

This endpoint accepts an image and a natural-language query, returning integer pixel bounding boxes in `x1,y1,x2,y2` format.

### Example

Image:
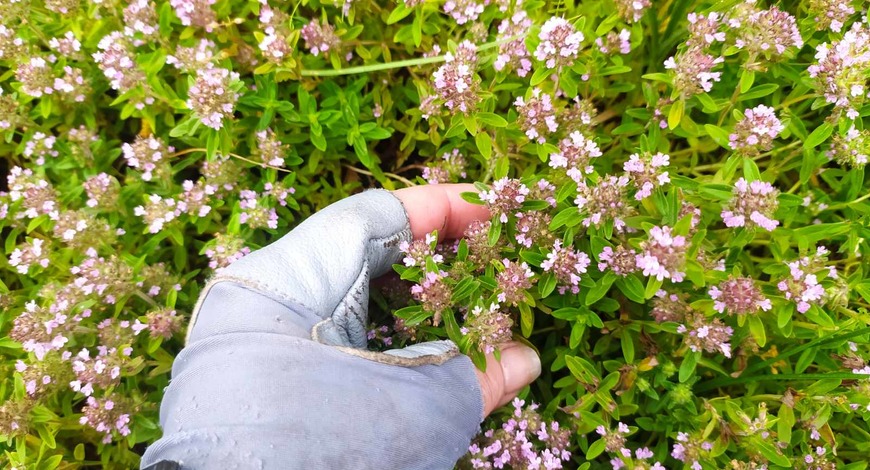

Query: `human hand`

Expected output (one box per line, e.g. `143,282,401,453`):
141,184,541,469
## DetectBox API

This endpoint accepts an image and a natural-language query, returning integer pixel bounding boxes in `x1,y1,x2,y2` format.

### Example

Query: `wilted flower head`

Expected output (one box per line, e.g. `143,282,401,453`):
515,88,558,143
664,48,724,97
721,178,780,231
534,17,584,69
709,276,771,315
575,175,634,232
623,152,670,200
432,41,480,115
729,105,783,153
300,19,341,57
187,66,241,130
494,11,533,77
636,225,687,282
479,178,529,223
828,126,869,169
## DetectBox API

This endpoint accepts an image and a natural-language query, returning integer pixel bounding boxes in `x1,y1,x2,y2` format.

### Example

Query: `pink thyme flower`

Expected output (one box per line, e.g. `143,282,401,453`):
671,432,713,469
623,152,670,200
461,303,513,354
463,220,500,267
778,246,834,314
497,259,535,306
575,175,634,232
615,0,650,23
144,308,183,339
411,270,452,325
176,180,214,218
167,38,217,72
79,395,132,444
828,126,869,169
0,25,26,60
664,49,724,97
170,0,217,31
598,245,639,276
255,128,289,167
23,132,59,165
808,0,856,33
49,31,82,57
443,0,486,25
686,12,726,48
541,240,591,294
677,313,734,357
134,195,177,233
300,19,341,57
238,190,278,229
16,56,55,98
721,177,780,231
729,105,783,152
187,66,241,130
423,148,467,184
515,88,558,143
636,225,687,282
595,29,632,55
399,231,443,267
651,290,692,323
122,135,173,182
205,233,250,270
709,276,771,315
808,22,870,119
83,173,118,209
7,166,59,220
494,11,533,77
514,211,552,248
550,131,602,181
93,32,147,95
733,5,803,57
432,41,480,115
479,177,529,223
123,0,159,40
534,17,584,69
8,238,50,274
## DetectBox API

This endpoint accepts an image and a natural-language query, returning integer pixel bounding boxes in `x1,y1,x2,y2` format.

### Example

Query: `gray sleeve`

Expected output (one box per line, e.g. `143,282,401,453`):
140,190,484,470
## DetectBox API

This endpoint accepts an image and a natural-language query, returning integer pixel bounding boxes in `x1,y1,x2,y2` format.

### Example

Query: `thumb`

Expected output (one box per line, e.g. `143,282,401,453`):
474,342,542,416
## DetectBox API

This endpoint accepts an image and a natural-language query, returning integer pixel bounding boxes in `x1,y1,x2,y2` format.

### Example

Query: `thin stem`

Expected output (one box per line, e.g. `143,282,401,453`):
170,148,294,174
343,164,416,187
823,192,870,211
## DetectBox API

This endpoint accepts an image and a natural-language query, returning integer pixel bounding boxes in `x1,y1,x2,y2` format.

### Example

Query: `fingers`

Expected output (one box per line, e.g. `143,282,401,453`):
473,342,542,417
393,184,490,240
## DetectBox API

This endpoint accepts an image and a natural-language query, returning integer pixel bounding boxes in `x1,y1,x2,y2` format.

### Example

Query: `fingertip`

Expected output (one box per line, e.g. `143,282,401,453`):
393,184,490,240
474,342,541,417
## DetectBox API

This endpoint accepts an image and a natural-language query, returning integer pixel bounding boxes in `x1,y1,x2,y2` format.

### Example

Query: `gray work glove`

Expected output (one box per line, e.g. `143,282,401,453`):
140,186,541,470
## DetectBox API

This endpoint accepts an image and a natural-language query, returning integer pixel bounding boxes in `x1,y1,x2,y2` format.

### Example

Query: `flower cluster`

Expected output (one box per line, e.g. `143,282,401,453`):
79,395,132,444
732,5,803,57
721,178,780,231
238,189,279,229
170,0,217,31
461,303,513,354
515,88,559,143
828,126,869,169
8,238,50,274
400,232,443,267
300,19,341,57
598,245,639,276
83,173,119,209
596,29,632,55
479,177,529,223
777,246,835,314
514,211,552,248
664,49,724,97
432,41,480,115
636,225,687,282
671,432,713,470
808,0,856,32
575,175,634,232
463,220,500,267
534,17,584,69
678,312,735,357
615,0,650,23
123,136,173,182
729,105,784,153
443,0,486,25
93,32,147,95
623,152,670,200
709,276,772,315
651,290,692,323
541,240,591,294
187,67,241,130
167,38,217,71
808,22,870,119
411,270,452,325
423,148,468,184
134,195,178,233
494,11,533,77
497,259,535,305
549,131,602,180
204,233,251,270
467,398,571,469
255,128,289,167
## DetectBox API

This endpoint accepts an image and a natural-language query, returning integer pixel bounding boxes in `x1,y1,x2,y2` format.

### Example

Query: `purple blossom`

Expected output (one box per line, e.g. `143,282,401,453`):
828,126,869,169
123,135,173,182
732,5,803,56
514,211,552,248
300,19,341,57
494,11,533,77
515,88,558,143
432,41,480,115
575,175,634,232
93,32,147,95
636,226,687,282
709,276,771,315
479,177,529,223
598,245,639,276
778,246,834,314
721,177,780,231
664,49,724,97
534,17,584,69
686,12,726,48
205,233,250,270
541,240,591,294
399,232,443,267
651,289,692,323
596,29,632,55
187,67,241,130
423,149,467,184
443,0,486,25
678,313,734,357
808,22,870,119
170,0,217,31
615,0,650,23
461,303,513,354
411,270,452,325
623,152,670,200
497,259,535,306
8,238,50,274
549,131,602,180
729,105,783,152
808,0,856,33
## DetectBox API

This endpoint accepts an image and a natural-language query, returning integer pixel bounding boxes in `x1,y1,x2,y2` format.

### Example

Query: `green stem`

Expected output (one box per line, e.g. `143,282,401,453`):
823,192,870,211
696,372,868,394
741,326,870,377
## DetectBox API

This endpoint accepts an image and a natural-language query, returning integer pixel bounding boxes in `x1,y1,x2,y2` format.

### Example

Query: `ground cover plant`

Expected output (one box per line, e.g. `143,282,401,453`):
1,0,870,467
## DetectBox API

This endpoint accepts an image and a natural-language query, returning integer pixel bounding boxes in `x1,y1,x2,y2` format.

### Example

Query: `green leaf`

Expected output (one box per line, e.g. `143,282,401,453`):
748,314,766,347
585,272,616,306
550,207,583,230
621,330,635,363
477,112,508,127
530,67,550,86
475,132,492,160
616,276,645,303
463,114,478,136
644,276,662,299
539,273,557,298
586,439,607,460
519,302,534,337
778,405,794,445
386,3,412,24
743,157,761,182
756,440,792,467
668,100,684,130
739,69,755,93
804,122,833,149
679,351,699,382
